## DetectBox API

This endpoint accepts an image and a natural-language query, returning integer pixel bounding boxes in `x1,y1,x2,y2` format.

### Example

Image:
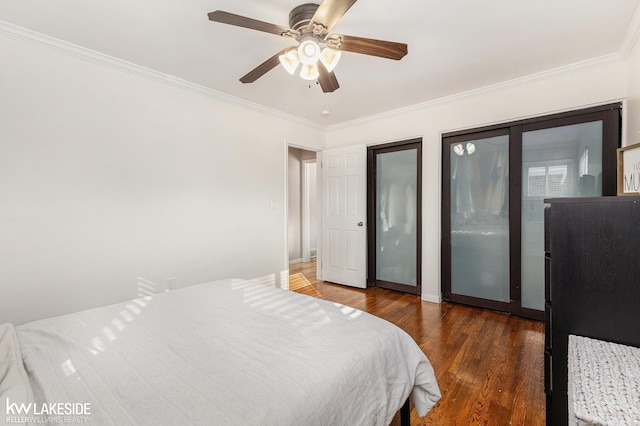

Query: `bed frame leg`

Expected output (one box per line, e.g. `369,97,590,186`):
400,398,410,426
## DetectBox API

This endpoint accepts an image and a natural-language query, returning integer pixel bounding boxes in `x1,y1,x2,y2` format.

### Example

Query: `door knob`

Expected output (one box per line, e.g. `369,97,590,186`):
357,221,364,227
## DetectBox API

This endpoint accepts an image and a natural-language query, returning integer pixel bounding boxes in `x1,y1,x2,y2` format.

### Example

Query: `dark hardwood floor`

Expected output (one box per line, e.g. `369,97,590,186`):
289,260,545,426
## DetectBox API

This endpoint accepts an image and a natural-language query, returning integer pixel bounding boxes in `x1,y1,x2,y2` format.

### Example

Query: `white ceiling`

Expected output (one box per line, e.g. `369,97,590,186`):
1,0,639,126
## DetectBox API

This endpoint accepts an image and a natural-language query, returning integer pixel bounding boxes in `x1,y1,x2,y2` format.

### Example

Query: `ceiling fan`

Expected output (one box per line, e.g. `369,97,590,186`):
207,0,408,93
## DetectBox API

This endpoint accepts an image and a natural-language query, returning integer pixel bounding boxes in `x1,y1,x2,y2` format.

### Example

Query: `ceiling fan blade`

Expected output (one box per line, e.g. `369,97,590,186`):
239,47,294,84
317,62,340,93
309,0,358,34
328,34,408,60
208,10,298,38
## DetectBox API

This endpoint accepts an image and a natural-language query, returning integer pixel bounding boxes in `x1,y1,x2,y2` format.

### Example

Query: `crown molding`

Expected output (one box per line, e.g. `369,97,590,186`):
0,20,324,130
1,18,633,133
327,53,623,131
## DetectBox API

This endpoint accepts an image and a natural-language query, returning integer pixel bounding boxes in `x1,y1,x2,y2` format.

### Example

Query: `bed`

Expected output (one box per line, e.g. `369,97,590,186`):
1,279,441,425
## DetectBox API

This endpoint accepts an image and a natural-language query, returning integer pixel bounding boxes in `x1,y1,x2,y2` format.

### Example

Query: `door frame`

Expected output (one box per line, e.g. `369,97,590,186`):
367,138,422,295
285,143,321,288
441,103,621,320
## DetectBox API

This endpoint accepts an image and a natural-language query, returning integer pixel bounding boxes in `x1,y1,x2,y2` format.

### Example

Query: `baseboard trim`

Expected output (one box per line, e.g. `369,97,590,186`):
421,293,442,304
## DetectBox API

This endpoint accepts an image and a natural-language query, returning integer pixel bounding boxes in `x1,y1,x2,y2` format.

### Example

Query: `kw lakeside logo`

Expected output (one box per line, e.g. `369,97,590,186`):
4,398,91,424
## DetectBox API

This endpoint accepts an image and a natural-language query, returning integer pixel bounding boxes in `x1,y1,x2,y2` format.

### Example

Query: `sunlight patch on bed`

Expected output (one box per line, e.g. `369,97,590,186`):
334,303,364,320
111,318,126,332
61,359,77,377
248,273,276,287
238,284,273,303
231,280,334,327
91,337,106,353
102,326,117,343
119,310,134,323
85,295,153,357
133,298,148,308
126,304,142,315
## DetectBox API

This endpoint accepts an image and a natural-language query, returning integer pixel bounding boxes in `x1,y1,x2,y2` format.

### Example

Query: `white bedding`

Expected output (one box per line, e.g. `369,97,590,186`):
13,279,440,425
0,324,33,426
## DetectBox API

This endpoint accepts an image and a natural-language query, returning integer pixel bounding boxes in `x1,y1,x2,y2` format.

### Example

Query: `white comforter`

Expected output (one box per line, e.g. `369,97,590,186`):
15,279,440,425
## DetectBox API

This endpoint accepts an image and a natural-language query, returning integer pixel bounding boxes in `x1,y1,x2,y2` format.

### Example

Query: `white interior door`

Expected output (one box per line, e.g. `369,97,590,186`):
320,145,367,288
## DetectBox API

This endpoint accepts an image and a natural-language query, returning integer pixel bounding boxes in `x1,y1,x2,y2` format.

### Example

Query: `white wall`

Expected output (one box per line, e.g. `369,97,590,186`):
326,59,628,303
2,25,637,323
0,35,324,325
626,37,640,146
306,161,318,254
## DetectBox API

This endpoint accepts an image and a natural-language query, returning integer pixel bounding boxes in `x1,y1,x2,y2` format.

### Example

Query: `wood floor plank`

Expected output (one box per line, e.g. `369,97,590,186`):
289,260,545,425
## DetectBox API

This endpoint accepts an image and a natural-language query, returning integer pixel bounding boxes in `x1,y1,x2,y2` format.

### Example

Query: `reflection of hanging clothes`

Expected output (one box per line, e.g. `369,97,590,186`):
381,182,416,232
452,154,475,219
485,150,508,215
379,182,416,234
379,185,390,232
387,182,402,228
403,182,415,235
378,179,417,284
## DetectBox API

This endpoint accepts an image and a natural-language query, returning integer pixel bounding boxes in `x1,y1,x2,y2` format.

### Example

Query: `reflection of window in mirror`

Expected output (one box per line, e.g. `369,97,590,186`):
579,148,589,177
525,162,571,198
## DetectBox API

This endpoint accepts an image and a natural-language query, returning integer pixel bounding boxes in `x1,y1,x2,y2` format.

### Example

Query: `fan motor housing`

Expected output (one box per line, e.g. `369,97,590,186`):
289,3,319,31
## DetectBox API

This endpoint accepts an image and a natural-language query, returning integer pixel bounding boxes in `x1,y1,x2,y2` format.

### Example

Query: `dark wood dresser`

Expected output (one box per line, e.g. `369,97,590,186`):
544,196,640,424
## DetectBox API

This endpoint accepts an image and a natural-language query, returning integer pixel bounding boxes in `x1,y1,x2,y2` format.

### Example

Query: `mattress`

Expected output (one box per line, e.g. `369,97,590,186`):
8,279,440,425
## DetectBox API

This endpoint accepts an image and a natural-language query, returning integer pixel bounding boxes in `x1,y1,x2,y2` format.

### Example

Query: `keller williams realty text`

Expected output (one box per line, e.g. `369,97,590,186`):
5,416,89,424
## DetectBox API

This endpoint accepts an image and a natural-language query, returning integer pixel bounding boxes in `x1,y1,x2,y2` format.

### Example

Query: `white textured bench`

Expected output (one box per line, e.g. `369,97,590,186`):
568,335,640,425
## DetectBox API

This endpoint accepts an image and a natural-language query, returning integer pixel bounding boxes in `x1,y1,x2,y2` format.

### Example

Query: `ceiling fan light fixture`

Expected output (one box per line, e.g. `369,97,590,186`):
300,63,320,81
320,47,341,72
298,39,321,65
279,49,300,75
466,143,476,155
208,5,409,93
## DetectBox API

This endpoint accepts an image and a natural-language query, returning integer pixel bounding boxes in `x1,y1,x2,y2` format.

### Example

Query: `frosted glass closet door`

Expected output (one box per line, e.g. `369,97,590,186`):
521,121,603,310
376,149,418,286
450,135,510,302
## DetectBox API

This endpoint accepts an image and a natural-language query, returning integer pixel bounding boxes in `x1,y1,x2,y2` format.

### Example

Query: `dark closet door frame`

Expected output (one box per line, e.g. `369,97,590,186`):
367,138,422,295
441,103,621,320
